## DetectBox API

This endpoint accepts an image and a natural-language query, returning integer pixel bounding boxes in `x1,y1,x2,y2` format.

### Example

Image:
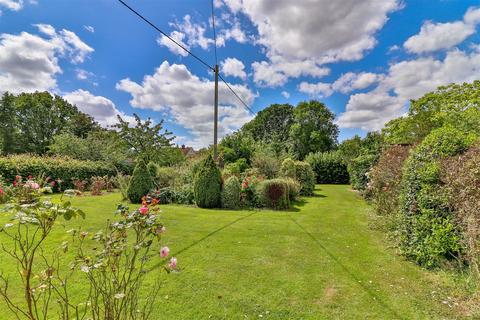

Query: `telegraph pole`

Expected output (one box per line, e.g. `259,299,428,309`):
213,64,219,161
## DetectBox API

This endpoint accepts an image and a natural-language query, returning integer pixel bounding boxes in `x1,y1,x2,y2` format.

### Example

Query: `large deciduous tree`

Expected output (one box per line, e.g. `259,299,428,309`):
0,92,18,155
289,100,338,160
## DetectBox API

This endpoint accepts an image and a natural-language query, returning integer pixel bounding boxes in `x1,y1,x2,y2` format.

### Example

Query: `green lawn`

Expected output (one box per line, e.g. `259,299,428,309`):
0,185,465,319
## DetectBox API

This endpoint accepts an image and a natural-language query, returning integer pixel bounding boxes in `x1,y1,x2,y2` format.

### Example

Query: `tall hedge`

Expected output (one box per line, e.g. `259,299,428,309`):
127,160,154,203
305,151,349,184
0,154,115,189
348,154,378,191
398,127,476,268
193,155,222,208
293,161,315,196
222,176,241,209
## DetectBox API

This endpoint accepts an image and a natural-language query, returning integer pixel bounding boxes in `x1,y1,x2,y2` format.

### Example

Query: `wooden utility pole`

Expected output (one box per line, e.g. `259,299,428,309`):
213,64,219,161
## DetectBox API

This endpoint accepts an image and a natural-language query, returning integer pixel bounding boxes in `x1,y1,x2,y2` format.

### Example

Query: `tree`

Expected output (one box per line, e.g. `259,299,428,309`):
242,103,294,145
289,100,338,159
113,114,175,163
219,131,255,164
383,81,480,144
0,92,18,154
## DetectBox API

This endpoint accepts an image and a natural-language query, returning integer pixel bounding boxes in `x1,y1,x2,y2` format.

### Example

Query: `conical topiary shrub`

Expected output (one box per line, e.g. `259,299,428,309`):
127,160,154,203
194,155,222,208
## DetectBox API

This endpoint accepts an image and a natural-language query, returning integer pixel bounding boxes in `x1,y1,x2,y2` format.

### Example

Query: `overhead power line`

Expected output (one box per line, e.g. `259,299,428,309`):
219,74,256,115
117,0,214,72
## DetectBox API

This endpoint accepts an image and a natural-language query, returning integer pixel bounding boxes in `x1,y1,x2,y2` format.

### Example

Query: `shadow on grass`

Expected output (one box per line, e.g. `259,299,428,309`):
147,211,257,273
286,215,405,320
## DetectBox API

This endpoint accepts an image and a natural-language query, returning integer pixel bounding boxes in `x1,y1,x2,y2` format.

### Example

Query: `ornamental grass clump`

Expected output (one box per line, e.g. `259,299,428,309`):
193,155,222,208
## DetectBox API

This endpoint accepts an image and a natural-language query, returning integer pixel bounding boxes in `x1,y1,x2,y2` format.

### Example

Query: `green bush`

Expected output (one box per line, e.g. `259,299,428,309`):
222,176,241,209
280,158,296,178
283,178,300,202
257,179,290,210
293,161,315,196
156,166,177,188
348,154,377,191
193,155,222,208
176,184,195,205
0,154,115,190
251,150,280,179
147,162,158,180
305,151,349,184
398,127,475,268
127,160,154,203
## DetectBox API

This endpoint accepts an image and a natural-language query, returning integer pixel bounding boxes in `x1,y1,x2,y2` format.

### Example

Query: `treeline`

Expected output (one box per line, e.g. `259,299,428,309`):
0,91,184,174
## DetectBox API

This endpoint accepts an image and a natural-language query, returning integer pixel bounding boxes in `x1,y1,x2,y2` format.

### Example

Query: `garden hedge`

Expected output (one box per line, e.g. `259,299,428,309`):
193,155,222,208
348,154,378,191
293,161,315,196
0,154,115,190
257,179,290,210
305,151,349,184
398,126,476,268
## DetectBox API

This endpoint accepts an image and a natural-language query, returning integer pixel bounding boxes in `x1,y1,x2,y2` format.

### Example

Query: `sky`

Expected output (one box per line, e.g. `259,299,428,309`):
1,0,480,149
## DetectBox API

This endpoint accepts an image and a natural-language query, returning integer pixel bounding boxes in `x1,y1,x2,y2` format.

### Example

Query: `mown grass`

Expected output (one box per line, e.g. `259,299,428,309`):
0,185,469,319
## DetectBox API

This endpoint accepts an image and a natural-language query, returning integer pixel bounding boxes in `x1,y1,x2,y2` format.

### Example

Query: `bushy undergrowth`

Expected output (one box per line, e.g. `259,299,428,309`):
0,154,115,190
193,155,222,208
127,160,154,203
293,161,315,196
222,176,241,209
306,151,349,184
442,144,480,276
398,127,475,268
368,145,411,216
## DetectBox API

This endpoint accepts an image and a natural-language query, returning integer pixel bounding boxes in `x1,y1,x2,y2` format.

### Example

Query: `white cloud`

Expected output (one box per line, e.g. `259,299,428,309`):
337,48,480,130
83,25,95,33
75,68,95,81
298,72,381,97
0,0,23,11
404,7,480,53
281,91,289,99
221,57,246,80
298,81,332,98
0,25,93,94
252,55,330,87
116,61,255,148
63,89,134,127
224,1,399,59
217,21,247,45
157,31,189,57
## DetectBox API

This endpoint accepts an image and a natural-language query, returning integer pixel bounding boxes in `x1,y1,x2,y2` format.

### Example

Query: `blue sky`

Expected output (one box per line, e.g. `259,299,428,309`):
1,0,480,148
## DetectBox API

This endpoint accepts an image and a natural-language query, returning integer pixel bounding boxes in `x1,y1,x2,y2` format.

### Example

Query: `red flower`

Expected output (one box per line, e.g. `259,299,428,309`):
50,181,56,187
15,175,21,181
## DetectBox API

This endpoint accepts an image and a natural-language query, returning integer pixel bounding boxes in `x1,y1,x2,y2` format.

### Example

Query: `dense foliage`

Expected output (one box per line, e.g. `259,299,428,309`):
193,155,222,208
306,151,349,184
0,154,115,190
257,179,290,210
127,160,154,203
347,154,377,191
222,176,242,209
293,161,316,196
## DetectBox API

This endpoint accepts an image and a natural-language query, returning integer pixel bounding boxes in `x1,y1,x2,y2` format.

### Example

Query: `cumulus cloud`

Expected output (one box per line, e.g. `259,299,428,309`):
337,48,480,130
404,6,480,53
221,57,246,80
157,31,189,57
0,0,23,11
0,25,93,94
281,91,289,99
252,55,330,87
218,0,399,86
299,72,381,97
63,89,134,127
116,61,255,148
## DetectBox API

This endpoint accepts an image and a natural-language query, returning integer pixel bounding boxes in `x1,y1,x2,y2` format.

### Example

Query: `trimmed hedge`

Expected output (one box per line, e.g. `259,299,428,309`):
127,160,154,203
193,155,222,208
0,154,115,190
348,154,377,191
257,179,290,209
294,161,315,196
305,151,349,184
222,176,241,209
398,127,475,268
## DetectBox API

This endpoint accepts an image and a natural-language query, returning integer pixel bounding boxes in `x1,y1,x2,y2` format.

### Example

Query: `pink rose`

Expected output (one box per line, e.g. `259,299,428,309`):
160,246,170,258
139,206,149,215
168,257,177,269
